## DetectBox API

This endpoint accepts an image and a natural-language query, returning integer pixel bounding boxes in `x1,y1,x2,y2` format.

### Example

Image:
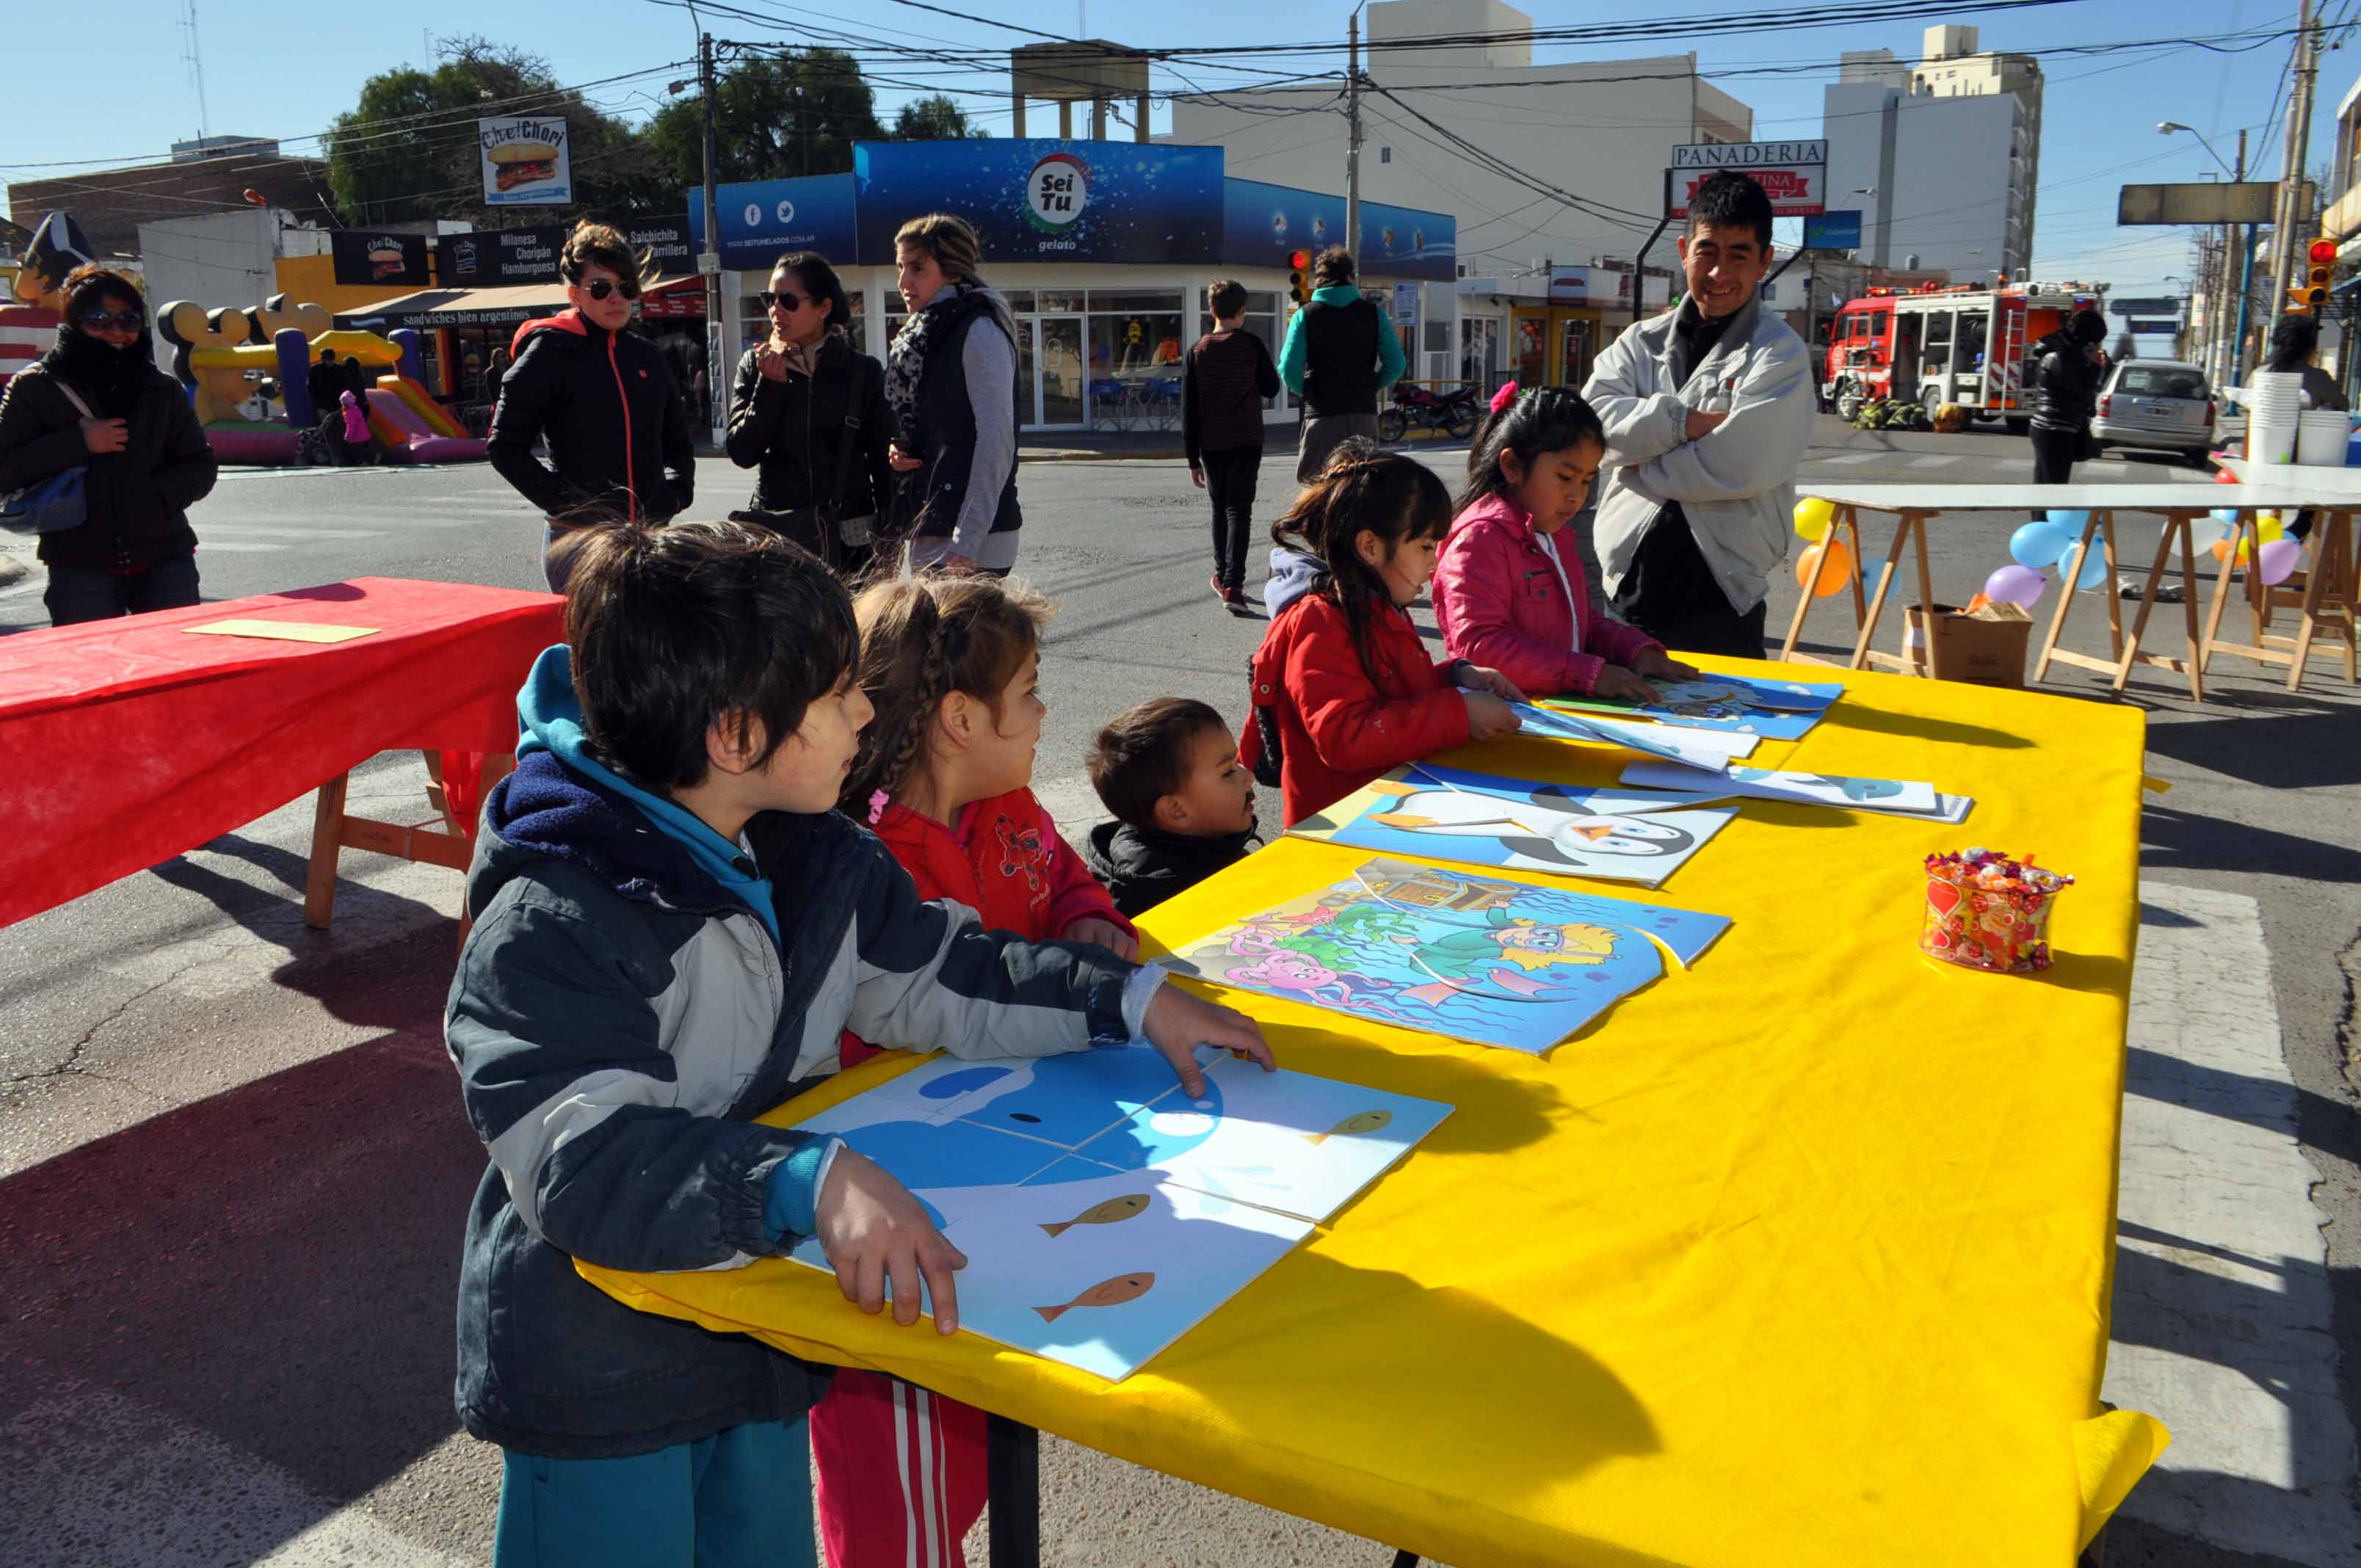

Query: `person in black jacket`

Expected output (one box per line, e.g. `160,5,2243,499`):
0,266,217,626
725,252,893,581
305,346,344,427
1277,246,1407,482
488,222,696,592
1183,278,1282,610
2024,308,2107,515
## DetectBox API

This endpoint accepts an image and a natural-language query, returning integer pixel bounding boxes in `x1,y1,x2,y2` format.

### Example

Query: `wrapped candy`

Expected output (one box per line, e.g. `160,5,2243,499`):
1921,848,2073,974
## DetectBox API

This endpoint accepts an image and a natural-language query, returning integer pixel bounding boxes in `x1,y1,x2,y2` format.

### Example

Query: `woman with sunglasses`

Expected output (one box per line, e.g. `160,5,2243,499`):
724,252,893,580
488,222,696,592
0,265,216,625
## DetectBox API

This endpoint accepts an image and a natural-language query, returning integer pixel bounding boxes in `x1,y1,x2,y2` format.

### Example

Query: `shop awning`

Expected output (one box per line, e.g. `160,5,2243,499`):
335,275,703,332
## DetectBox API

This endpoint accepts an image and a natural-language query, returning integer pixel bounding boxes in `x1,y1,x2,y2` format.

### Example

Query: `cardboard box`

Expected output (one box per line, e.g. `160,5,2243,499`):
1901,601,2031,686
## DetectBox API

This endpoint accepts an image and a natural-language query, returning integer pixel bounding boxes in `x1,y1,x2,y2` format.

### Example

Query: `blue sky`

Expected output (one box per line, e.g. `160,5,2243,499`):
4,0,2343,319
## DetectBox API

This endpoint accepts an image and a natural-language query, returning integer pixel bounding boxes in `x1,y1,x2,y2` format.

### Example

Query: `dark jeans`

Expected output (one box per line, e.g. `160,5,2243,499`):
1201,446,1262,593
44,553,201,627
2028,424,2080,518
1609,509,1769,661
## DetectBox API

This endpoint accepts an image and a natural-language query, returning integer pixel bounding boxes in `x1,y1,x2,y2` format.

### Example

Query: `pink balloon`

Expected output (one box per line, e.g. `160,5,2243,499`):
1984,563,2048,608
2257,538,2302,587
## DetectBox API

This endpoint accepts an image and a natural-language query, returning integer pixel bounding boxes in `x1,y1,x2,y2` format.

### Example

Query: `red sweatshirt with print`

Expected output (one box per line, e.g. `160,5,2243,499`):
839,787,1134,1067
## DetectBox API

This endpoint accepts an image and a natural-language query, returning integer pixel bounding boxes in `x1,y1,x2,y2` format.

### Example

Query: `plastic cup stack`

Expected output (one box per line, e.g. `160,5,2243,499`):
2244,371,2304,464
2296,407,2350,465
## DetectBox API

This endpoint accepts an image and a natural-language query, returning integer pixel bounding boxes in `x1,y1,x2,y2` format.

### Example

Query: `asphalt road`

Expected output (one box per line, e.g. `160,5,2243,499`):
2,415,2356,1567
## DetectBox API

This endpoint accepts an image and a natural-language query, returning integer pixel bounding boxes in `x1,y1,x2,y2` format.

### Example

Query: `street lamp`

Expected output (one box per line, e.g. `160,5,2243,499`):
2157,122,2235,178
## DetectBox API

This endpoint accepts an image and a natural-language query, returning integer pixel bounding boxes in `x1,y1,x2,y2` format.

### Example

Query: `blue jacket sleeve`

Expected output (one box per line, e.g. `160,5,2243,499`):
1278,308,1309,397
1375,313,1407,391
446,878,827,1270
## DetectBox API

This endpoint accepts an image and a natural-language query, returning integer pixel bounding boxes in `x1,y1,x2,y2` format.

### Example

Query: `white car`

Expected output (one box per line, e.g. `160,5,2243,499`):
2088,360,2216,465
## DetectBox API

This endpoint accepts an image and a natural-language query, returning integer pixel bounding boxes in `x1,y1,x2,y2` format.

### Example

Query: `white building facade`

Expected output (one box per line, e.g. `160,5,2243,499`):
1169,0,1755,392
1822,26,2042,283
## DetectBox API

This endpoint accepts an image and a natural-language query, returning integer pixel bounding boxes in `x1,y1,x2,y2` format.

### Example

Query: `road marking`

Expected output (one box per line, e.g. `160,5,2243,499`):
200,526,388,542
1904,454,1965,469
0,1379,477,1567
2102,880,2361,1566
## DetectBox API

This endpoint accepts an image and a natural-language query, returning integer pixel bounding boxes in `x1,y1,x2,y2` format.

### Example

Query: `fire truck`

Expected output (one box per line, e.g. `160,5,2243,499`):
1821,279,2107,430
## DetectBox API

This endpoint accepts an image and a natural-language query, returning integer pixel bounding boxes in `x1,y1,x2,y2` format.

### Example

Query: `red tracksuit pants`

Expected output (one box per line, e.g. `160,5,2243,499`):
810,1369,988,1567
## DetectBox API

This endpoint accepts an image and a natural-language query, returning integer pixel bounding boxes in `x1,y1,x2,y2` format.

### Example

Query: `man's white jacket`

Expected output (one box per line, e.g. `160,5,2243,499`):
1582,291,1816,616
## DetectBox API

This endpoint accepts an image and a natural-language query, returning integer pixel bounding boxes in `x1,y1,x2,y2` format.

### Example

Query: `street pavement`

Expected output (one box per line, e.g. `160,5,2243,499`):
3,415,2358,1566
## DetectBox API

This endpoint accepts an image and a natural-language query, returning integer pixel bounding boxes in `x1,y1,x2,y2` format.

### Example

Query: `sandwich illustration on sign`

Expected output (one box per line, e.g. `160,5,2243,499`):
490,141,559,193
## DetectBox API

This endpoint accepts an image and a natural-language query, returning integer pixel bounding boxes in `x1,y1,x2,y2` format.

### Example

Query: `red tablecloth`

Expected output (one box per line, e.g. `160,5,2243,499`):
0,577,562,929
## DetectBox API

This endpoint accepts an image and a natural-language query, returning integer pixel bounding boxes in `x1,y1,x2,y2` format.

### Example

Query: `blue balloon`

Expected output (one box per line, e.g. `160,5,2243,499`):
2010,519,2069,568
2048,508,2094,530
2056,537,2108,590
2210,507,2241,526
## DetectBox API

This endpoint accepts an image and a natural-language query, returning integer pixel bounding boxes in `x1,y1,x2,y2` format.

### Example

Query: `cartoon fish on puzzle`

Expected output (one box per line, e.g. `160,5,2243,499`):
1034,1272,1156,1323
1040,1194,1150,1238
1307,1109,1393,1146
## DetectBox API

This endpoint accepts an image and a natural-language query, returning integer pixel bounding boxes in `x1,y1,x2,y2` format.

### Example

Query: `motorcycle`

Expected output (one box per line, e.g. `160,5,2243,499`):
1378,381,1481,444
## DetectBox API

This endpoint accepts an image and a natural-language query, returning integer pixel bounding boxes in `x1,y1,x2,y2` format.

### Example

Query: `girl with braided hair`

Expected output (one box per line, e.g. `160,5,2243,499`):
1241,440,1526,826
813,572,1134,1568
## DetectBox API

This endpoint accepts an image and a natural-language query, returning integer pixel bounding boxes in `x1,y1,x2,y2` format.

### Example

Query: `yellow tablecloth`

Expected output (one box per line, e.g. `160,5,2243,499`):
581,658,2168,1567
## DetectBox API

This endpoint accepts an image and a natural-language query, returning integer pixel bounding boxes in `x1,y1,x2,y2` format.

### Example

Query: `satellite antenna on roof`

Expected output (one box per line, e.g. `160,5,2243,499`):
179,0,212,144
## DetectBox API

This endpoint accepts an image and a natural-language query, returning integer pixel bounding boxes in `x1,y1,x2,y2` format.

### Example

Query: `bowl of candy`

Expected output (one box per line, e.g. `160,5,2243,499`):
1921,848,2073,974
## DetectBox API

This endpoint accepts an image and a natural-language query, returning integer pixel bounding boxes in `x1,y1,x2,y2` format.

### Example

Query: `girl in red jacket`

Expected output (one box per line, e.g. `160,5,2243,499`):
1242,443,1526,825
1433,384,1697,700
813,573,1136,1568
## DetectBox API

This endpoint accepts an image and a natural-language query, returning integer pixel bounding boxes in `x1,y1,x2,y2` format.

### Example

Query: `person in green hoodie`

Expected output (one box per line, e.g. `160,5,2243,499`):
1278,245,1407,482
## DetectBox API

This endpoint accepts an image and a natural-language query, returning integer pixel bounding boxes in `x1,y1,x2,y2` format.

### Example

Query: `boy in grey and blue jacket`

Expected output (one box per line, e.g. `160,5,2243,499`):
446,518,1269,1568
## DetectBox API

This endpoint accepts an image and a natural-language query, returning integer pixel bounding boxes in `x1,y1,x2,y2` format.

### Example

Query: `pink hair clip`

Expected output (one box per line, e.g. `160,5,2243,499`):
867,789,890,826
1489,380,1520,414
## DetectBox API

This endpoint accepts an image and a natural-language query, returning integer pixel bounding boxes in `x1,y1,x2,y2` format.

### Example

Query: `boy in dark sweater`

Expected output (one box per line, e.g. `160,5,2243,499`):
1182,279,1282,610
1085,697,1261,918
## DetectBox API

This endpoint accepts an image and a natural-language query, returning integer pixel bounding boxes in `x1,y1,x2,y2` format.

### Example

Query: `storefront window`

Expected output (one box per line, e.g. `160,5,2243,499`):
1460,318,1503,393
1513,317,1545,389
1089,312,1183,380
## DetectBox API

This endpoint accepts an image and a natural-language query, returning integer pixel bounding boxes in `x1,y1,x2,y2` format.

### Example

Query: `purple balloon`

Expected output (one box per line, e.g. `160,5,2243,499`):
1984,563,2048,608
2257,538,2302,587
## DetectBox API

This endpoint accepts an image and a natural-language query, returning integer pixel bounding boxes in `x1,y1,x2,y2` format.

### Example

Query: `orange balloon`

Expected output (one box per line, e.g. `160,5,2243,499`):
1796,537,1854,598
2210,537,2253,566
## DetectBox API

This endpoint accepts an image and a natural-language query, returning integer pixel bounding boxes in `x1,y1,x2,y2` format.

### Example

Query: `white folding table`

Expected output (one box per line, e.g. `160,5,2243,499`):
2202,459,2361,691
1788,478,2356,699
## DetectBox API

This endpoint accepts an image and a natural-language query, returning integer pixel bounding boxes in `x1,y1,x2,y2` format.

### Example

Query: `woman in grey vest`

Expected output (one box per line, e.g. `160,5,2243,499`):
882,214,1022,577
1276,245,1407,482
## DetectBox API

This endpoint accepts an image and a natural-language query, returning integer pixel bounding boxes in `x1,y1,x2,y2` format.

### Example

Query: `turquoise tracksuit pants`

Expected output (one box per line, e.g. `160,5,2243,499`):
495,1418,816,1567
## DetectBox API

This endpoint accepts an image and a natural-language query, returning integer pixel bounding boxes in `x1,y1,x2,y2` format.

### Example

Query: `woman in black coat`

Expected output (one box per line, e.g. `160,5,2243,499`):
0,266,217,626
725,251,893,581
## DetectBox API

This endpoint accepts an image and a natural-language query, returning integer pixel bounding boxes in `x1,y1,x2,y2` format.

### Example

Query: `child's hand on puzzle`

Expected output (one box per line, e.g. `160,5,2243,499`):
816,1149,969,1335
1065,915,1139,961
1631,647,1700,683
1589,664,1663,705
1142,984,1274,1097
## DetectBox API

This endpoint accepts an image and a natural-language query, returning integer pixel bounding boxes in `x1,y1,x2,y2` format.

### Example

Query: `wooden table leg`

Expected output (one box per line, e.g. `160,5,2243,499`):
2111,516,2180,694
304,772,349,931
1844,510,1868,631
2198,512,2246,673
2098,512,2125,661
987,1413,1041,1567
2285,509,2351,692
2035,513,2100,683
1909,514,1940,680
2177,517,2206,702
1849,512,1913,672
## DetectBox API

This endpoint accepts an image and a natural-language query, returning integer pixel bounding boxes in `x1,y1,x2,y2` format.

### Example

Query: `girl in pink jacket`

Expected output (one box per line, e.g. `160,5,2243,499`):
1433,383,1695,701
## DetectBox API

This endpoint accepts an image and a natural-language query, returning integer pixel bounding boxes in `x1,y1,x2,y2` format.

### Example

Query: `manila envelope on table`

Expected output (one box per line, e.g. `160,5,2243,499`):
181,619,380,645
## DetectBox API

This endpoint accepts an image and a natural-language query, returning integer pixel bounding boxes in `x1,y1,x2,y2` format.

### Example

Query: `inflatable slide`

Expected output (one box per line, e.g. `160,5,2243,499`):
366,374,487,463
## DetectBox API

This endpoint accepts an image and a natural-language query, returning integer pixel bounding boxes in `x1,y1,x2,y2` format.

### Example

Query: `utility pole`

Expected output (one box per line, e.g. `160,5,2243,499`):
2268,0,2321,319
699,32,725,449
2219,128,2248,385
1345,6,1364,268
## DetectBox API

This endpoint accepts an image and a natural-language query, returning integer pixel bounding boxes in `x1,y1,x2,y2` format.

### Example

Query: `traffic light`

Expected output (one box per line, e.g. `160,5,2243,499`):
2291,236,2338,313
1288,250,1311,307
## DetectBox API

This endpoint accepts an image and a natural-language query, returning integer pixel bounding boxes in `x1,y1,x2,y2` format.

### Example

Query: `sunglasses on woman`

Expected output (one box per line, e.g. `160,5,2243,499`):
79,308,145,331
580,277,639,302
759,291,809,311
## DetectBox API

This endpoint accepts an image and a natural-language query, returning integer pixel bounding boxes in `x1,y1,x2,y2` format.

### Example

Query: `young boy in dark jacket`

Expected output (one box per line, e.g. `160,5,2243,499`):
1084,697,1261,918
446,519,1269,1568
1183,279,1282,609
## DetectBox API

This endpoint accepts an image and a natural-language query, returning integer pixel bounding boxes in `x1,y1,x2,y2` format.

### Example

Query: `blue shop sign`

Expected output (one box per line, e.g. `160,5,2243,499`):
687,174,860,270
853,139,1224,264
1220,178,1456,282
